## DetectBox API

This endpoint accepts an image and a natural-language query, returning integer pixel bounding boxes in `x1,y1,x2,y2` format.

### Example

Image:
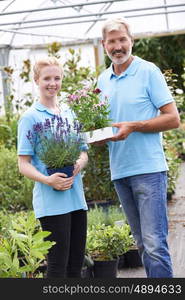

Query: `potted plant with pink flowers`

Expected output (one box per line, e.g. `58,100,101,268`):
65,84,113,143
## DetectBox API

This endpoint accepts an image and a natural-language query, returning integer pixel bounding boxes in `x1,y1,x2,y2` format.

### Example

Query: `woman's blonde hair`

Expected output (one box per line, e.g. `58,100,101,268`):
33,56,63,81
102,17,133,41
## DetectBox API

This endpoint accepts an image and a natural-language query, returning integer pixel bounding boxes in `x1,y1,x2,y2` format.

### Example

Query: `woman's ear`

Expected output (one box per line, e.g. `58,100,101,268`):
34,76,39,85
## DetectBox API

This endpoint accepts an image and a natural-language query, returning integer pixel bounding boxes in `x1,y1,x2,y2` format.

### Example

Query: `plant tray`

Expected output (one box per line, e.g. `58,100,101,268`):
83,127,114,143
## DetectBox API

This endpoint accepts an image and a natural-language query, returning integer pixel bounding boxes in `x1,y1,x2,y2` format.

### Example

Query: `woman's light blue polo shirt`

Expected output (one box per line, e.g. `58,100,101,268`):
17,101,88,218
98,56,174,181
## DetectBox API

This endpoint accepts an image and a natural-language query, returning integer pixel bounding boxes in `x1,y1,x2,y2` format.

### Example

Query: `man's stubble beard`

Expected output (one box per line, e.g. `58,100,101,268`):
106,47,132,65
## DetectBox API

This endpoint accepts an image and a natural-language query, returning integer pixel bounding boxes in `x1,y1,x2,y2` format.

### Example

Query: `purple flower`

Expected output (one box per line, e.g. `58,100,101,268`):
33,122,43,133
26,116,84,169
44,119,51,131
65,118,69,127
26,130,33,141
73,120,83,133
66,124,71,134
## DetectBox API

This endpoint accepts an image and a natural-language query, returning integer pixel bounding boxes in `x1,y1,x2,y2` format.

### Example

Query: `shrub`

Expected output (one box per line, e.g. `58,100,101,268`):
0,146,33,211
0,117,18,149
0,210,55,278
163,130,182,196
86,223,134,261
87,205,126,228
83,145,118,203
0,124,12,148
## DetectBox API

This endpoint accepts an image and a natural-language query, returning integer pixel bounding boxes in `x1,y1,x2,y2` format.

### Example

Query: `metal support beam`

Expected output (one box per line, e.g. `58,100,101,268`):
0,28,184,50
164,0,169,31
0,46,11,114
0,3,184,27
0,0,123,16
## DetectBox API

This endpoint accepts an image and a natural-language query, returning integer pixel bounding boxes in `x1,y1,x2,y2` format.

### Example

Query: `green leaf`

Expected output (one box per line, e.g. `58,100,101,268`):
32,231,51,242
30,249,45,260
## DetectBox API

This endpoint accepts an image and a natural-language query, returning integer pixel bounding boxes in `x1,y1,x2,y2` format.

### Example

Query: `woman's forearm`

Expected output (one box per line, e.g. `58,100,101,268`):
18,156,49,185
77,151,88,169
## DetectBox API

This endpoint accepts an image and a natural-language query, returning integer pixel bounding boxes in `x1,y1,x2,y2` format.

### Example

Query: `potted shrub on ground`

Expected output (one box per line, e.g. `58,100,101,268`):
86,223,132,278
113,221,136,270
124,240,143,268
81,254,94,278
112,221,142,269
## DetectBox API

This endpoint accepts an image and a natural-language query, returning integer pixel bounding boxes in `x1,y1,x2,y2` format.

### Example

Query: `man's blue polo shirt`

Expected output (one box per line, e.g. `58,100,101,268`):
17,101,88,218
98,56,174,180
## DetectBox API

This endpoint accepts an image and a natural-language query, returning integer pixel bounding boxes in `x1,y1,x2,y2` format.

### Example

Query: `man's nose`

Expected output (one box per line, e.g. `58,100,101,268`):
114,41,122,49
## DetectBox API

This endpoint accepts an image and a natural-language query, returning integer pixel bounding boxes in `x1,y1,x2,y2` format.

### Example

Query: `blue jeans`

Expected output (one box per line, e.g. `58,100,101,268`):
113,172,173,278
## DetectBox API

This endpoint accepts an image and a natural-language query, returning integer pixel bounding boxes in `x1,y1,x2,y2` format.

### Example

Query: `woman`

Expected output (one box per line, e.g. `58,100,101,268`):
17,57,88,278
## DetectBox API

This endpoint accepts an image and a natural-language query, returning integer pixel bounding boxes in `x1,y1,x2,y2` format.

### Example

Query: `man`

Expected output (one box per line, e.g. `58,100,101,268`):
97,17,180,278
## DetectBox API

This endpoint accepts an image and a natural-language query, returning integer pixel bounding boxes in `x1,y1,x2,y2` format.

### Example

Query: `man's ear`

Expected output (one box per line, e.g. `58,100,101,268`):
101,39,105,49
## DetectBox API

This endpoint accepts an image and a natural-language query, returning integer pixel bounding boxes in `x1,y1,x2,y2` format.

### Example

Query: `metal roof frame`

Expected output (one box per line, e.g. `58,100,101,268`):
0,0,122,16
0,2,184,28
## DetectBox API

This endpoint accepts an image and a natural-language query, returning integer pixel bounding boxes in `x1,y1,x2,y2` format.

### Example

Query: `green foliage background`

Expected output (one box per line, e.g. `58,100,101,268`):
133,35,185,93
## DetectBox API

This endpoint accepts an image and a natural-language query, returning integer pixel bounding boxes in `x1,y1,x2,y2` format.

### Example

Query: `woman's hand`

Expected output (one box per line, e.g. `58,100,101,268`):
18,156,74,190
73,161,81,176
47,173,74,190
73,151,88,176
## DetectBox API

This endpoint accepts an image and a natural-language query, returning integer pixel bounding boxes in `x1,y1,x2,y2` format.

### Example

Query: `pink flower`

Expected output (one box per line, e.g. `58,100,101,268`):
79,89,88,97
93,102,105,108
67,94,79,102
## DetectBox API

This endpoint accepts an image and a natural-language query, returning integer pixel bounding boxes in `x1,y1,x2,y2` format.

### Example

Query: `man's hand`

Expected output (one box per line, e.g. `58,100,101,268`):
110,122,134,141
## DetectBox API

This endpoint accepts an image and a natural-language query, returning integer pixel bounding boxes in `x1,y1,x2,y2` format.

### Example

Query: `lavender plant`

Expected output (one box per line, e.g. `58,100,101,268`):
66,85,112,132
27,116,84,169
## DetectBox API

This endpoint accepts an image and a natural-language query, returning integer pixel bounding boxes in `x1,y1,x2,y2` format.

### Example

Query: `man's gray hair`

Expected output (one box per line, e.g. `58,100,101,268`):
102,17,133,40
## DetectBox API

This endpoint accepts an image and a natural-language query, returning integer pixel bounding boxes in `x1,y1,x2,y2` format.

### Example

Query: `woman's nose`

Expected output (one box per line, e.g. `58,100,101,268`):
49,79,56,85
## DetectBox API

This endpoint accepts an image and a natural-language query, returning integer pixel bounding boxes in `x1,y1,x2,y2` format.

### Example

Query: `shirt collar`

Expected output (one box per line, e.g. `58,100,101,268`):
33,101,54,115
33,100,70,115
109,56,142,79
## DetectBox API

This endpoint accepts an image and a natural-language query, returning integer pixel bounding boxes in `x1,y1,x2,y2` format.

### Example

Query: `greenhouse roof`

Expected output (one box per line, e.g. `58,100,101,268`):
0,0,185,47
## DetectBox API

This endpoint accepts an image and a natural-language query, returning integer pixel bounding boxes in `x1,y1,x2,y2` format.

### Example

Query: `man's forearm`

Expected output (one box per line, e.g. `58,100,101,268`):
111,103,180,141
130,112,180,133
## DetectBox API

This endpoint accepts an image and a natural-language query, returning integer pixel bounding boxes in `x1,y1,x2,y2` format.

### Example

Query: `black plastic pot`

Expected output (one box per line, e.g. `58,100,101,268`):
93,259,119,278
47,165,74,191
118,254,127,269
81,266,94,278
124,249,142,268
46,165,74,177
